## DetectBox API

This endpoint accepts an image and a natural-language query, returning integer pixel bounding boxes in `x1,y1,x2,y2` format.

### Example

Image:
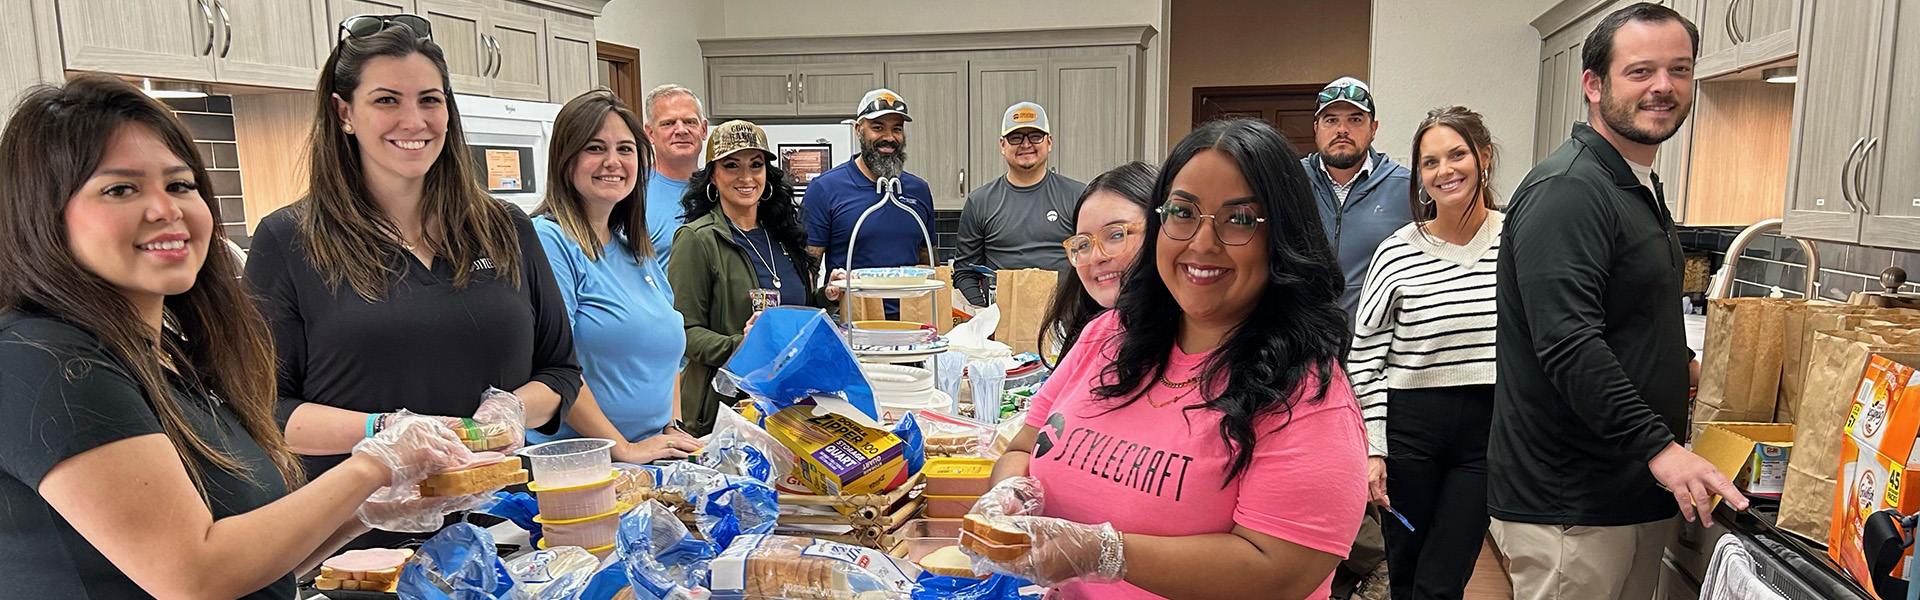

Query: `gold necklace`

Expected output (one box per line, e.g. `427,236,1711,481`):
1151,374,1201,408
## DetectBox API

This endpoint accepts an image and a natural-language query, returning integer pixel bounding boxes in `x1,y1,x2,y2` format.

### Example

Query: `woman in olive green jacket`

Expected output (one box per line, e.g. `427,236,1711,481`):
667,121,840,435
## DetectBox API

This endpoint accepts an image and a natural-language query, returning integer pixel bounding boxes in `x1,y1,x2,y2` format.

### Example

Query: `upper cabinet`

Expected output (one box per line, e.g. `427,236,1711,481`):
1783,0,1886,245
702,27,1153,212
707,61,886,118
1698,0,1799,78
46,0,602,102
2,1,64,122
1852,0,1920,250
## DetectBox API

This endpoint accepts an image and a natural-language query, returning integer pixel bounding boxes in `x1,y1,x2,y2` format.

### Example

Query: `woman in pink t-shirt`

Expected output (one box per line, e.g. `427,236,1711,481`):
968,118,1369,600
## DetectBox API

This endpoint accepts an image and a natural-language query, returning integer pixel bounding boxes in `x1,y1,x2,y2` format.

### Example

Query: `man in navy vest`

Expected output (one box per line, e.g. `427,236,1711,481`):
1302,76,1413,327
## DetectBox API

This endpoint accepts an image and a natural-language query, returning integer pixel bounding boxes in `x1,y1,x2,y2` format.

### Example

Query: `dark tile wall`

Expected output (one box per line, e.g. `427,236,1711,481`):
1679,227,1920,301
161,96,249,248
935,209,961,264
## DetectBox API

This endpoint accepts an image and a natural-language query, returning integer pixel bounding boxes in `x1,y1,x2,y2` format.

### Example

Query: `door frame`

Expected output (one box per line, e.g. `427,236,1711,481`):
1191,83,1326,123
596,40,642,110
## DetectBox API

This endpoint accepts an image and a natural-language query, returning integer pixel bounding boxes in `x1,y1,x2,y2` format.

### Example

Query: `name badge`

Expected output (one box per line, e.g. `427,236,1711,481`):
749,288,780,313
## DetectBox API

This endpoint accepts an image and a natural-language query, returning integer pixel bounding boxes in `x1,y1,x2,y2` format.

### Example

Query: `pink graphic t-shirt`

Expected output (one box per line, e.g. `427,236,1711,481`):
1024,311,1368,600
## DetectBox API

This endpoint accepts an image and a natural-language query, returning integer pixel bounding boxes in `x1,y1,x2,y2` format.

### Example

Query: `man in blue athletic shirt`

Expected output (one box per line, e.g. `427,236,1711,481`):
641,84,708,269
804,88,936,279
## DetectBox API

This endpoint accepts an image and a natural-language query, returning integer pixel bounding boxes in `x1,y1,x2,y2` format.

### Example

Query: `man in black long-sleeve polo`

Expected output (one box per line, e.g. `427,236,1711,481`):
1489,5,1746,600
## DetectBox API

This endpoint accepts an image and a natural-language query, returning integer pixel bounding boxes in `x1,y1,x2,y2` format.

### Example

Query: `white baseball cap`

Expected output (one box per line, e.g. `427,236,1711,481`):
848,88,912,123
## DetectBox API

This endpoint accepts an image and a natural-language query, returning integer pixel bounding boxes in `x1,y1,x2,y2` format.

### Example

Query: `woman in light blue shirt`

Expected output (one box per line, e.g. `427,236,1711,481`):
531,89,702,462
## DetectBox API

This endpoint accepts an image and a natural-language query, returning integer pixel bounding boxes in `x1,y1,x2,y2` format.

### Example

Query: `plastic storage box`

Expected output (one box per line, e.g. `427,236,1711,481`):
519,438,615,488
529,470,618,521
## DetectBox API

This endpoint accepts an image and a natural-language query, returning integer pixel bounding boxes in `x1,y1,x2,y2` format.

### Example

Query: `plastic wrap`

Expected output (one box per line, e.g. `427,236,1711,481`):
914,411,998,459
910,573,1036,600
959,516,1123,587
709,534,920,600
396,523,514,600
699,404,795,485
506,546,599,600
473,387,528,454
893,412,927,479
717,306,880,421
485,492,544,543
604,500,720,600
695,476,780,549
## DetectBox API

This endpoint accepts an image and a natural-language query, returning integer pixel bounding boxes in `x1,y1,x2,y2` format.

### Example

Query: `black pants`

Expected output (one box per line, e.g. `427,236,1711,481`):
1382,384,1493,600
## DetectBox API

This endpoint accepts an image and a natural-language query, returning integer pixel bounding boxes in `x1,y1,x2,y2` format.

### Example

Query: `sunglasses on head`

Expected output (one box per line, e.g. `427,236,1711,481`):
339,14,432,42
1318,84,1371,106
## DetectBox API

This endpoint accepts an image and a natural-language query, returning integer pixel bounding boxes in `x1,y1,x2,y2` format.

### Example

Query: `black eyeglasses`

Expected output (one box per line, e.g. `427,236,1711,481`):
339,14,432,42
1003,132,1048,146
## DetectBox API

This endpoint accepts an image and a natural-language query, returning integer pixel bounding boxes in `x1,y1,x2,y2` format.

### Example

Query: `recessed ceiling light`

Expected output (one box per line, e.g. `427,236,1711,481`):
1763,66,1797,84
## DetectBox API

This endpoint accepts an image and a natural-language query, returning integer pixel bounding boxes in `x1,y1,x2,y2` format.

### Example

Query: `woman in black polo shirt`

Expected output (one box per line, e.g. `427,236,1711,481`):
245,18,580,540
0,74,476,600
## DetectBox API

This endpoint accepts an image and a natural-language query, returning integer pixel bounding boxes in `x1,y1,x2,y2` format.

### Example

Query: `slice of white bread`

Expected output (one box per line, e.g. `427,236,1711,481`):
916,545,983,579
418,459,528,497
961,514,1032,546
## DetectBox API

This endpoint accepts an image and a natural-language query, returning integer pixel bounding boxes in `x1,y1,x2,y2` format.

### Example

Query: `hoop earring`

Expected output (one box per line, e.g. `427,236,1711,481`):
1418,189,1434,207
708,185,719,204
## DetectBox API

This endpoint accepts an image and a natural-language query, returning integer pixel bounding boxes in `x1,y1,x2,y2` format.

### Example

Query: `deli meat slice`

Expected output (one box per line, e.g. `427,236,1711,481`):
322,548,411,572
449,451,507,471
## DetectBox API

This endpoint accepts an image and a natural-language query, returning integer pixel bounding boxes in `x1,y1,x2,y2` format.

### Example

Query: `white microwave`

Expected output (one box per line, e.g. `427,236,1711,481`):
458,94,560,213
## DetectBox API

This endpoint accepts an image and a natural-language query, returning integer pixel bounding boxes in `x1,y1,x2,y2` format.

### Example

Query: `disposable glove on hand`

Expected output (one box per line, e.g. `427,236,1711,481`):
968,475,1045,519
962,514,1125,587
473,387,528,453
351,413,481,532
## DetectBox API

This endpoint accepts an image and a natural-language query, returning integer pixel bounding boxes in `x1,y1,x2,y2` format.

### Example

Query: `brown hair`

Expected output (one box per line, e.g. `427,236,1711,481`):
0,73,304,492
1408,106,1499,228
301,24,521,300
534,89,654,262
1036,161,1157,368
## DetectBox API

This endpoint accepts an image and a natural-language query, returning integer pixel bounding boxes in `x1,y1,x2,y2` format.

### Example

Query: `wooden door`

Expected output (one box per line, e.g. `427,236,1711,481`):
214,0,329,89
968,59,1048,189
416,0,489,95
59,0,219,82
1048,55,1134,185
886,61,969,210
1783,0,1883,243
546,20,595,104
1859,0,1920,250
708,63,798,117
1193,85,1320,158
796,61,884,117
485,9,547,102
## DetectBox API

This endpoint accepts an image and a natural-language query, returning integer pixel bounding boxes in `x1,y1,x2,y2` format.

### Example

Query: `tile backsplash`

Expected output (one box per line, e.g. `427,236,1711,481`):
1680,227,1920,301
161,96,249,249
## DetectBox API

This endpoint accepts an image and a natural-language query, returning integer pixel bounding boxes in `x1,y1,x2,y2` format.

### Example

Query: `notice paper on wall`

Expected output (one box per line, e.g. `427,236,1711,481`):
486,148,523,191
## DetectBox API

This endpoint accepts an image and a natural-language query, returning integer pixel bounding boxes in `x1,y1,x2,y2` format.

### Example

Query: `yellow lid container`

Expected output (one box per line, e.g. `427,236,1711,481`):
924,457,994,497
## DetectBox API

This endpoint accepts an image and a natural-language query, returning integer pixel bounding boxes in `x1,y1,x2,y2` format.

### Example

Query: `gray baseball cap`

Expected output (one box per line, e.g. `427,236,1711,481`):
1001,102,1050,136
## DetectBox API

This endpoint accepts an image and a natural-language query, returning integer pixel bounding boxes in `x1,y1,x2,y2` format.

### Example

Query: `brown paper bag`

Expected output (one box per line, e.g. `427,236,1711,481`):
1779,306,1919,423
1776,328,1920,541
993,269,1059,355
1691,298,1791,437
846,266,955,334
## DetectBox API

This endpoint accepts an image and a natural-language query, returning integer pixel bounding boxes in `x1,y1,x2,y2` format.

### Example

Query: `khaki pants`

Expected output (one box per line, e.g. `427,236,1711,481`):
1489,517,1677,600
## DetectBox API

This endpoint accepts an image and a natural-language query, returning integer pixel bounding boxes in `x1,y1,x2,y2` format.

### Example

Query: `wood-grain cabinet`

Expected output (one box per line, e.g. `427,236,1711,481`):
1697,0,1798,78
703,30,1149,211
1783,0,1920,250
1,1,65,122
40,0,600,102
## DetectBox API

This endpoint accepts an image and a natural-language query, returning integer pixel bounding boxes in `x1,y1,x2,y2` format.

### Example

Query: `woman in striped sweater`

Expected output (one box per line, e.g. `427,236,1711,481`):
1348,106,1502,600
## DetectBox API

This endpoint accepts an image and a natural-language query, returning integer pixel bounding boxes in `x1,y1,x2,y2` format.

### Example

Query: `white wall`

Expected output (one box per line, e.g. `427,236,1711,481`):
1370,0,1559,201
595,0,723,100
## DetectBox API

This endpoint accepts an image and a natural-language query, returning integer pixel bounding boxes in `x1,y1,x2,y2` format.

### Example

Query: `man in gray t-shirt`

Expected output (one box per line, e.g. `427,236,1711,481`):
954,102,1088,307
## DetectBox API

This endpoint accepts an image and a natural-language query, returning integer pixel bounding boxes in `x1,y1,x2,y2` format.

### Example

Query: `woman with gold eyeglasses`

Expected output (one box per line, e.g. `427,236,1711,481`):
1036,161,1156,367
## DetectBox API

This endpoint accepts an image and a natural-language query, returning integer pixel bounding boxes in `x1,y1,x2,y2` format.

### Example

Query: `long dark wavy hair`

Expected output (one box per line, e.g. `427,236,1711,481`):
1037,161,1156,368
0,73,304,493
534,89,655,262
1096,118,1350,484
679,153,817,280
301,23,521,301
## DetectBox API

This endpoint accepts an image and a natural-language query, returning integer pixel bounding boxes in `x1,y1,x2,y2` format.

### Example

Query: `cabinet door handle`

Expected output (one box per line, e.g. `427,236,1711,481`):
798,77,805,104
490,36,503,78
216,0,232,58
1723,0,1740,45
786,74,794,104
1840,137,1867,213
478,34,492,78
1854,137,1880,213
197,0,215,56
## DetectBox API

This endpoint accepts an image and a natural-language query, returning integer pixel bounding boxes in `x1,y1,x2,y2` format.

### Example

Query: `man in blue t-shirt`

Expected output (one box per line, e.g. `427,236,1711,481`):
804,88,936,277
641,83,708,268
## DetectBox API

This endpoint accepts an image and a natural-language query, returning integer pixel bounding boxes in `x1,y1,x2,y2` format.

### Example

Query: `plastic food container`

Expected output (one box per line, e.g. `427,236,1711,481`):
529,470,619,521
924,494,981,518
851,267,935,286
536,538,616,560
534,503,629,549
924,458,994,497
519,438,616,488
899,518,963,539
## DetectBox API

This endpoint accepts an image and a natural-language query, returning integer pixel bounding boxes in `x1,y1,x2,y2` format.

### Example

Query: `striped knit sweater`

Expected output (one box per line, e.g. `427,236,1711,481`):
1348,211,1503,456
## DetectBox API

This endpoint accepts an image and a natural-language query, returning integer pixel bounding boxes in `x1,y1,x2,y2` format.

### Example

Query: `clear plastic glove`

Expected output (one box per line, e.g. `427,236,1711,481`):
358,492,493,533
962,515,1125,587
475,387,528,453
353,413,475,489
351,414,483,532
968,476,1045,519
